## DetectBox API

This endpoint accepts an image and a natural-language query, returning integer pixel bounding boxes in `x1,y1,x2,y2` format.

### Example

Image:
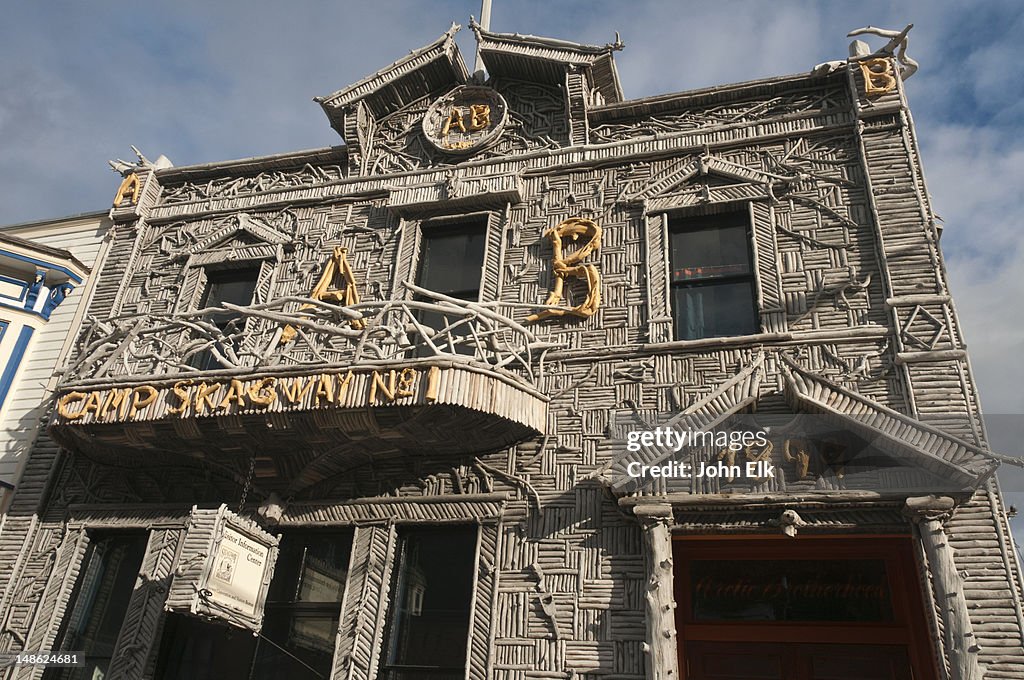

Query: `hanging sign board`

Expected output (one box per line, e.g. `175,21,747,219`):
164,504,279,632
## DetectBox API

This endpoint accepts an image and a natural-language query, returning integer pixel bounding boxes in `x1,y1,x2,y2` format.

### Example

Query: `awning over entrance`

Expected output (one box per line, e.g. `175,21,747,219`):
48,293,550,495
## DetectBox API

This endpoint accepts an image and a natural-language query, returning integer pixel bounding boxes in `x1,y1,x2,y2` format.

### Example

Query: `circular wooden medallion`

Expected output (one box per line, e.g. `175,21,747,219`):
422,86,508,155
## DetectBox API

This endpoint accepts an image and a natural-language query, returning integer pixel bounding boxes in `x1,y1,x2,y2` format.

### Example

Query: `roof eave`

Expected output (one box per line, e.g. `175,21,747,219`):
315,25,469,119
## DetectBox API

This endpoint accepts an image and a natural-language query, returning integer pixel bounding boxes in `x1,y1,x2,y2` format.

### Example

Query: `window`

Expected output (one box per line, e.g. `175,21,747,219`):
156,531,353,680
669,212,758,340
252,531,354,678
191,267,260,370
45,533,148,680
382,526,477,680
414,221,487,355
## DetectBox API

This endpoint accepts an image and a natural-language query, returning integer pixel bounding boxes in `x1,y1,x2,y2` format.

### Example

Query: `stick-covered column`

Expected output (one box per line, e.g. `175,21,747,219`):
634,503,679,680
905,495,981,680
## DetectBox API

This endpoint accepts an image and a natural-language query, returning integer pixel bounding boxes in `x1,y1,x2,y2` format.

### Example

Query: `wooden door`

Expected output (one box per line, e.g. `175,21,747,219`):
674,536,936,680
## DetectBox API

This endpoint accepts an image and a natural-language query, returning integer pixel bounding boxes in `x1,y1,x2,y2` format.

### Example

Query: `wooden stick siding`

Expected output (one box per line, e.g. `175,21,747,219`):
0,32,1021,680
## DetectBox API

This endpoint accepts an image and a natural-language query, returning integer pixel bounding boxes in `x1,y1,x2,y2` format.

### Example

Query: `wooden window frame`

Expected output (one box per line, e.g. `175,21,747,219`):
44,531,149,680
391,211,503,303
174,247,281,368
648,200,786,344
378,524,480,680
667,209,759,341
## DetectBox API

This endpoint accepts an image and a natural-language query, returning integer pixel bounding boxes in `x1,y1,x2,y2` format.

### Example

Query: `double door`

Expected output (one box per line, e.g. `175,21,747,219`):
674,536,937,680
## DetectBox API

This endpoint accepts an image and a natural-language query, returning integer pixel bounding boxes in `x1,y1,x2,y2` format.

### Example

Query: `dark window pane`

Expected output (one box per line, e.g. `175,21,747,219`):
668,212,759,341
155,615,255,680
192,267,260,370
691,559,894,622
266,532,353,604
414,223,487,357
670,214,751,281
154,531,353,680
46,534,148,680
200,267,260,330
671,281,757,340
384,526,477,680
416,224,487,299
252,610,339,679
251,532,354,680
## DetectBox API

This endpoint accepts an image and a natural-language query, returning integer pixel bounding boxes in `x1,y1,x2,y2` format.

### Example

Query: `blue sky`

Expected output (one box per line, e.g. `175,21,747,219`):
2,0,1023,528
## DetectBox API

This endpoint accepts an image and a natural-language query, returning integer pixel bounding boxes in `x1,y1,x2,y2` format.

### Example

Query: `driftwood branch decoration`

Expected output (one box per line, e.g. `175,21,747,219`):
281,247,365,344
62,287,548,389
527,217,602,322
109,145,172,175
821,341,891,382
848,24,918,80
529,562,562,640
161,163,344,205
783,438,814,479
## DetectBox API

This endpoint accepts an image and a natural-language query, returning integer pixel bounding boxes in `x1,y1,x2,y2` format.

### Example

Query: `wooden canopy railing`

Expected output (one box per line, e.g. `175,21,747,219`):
60,284,552,389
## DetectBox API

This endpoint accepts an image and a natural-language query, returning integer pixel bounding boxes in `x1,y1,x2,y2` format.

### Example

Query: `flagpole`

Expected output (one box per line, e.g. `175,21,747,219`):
473,0,492,77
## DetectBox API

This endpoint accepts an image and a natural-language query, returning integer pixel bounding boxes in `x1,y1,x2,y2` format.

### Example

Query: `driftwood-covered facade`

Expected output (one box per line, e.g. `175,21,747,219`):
0,22,1022,680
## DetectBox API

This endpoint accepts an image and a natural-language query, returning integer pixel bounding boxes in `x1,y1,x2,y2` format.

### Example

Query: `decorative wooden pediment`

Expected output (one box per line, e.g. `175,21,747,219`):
618,153,800,207
780,357,999,487
185,213,294,256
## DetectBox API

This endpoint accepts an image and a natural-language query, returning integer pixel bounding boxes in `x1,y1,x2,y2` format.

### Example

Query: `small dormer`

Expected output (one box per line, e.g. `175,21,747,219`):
315,25,470,174
314,23,626,175
473,24,624,146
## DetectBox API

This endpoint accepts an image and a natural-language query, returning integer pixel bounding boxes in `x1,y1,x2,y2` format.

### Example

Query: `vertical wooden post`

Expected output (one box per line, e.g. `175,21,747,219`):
332,524,397,680
107,527,185,680
634,503,680,680
906,496,981,680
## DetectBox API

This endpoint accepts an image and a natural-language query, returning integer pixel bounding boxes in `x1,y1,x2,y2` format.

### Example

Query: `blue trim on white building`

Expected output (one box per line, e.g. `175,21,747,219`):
0,250,83,283
0,326,34,410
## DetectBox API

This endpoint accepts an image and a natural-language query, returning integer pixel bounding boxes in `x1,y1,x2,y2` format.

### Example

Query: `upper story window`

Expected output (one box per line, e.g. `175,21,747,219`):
669,212,758,340
382,525,477,680
191,266,260,370
416,221,487,302
414,220,487,355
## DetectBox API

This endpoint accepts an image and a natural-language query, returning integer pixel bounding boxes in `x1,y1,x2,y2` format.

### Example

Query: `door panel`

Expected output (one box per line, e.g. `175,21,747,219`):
805,644,911,680
685,642,912,680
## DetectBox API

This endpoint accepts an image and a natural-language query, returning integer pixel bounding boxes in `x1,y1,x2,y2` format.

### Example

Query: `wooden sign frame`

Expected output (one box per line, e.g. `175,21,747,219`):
164,504,280,632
